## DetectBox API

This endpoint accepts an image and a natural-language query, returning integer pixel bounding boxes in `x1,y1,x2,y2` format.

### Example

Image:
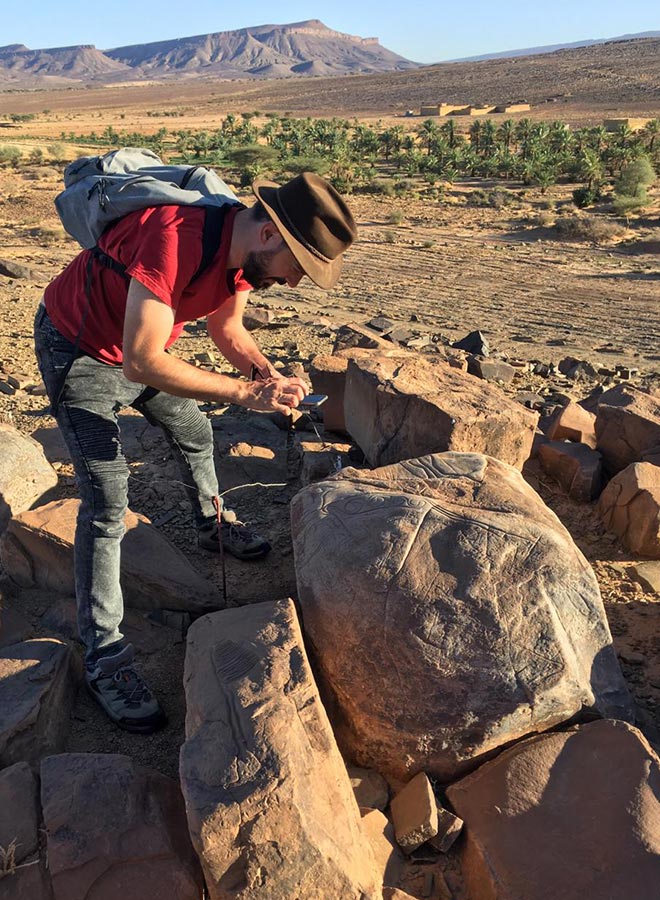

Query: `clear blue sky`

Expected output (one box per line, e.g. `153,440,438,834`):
3,0,658,63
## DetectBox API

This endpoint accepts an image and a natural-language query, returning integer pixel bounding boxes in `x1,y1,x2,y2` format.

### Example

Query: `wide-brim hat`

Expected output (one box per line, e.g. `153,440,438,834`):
252,172,357,289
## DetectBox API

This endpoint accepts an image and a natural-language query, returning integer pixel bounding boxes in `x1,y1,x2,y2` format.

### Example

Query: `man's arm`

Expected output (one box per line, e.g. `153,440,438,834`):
122,279,305,413
206,291,281,380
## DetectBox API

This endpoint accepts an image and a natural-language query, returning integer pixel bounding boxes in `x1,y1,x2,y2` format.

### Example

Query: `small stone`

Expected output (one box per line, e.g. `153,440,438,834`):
468,357,516,384
0,380,16,395
243,308,276,331
629,561,660,595
619,651,645,666
428,804,463,852
390,772,438,853
367,316,395,333
452,330,489,357
348,766,390,811
194,351,216,365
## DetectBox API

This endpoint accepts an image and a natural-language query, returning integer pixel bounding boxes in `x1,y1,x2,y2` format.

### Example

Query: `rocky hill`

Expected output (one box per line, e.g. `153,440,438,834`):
0,20,417,86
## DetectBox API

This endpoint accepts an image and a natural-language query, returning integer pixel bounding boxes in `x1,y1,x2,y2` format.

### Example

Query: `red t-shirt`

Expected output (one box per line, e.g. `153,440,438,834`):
44,205,251,365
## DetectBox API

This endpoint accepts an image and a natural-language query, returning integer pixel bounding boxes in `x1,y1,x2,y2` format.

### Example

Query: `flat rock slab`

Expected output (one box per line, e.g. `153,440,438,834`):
0,499,220,613
41,753,203,900
447,720,660,900
596,385,660,474
598,462,660,558
180,598,380,900
0,424,58,533
291,452,632,782
344,355,537,470
0,639,80,767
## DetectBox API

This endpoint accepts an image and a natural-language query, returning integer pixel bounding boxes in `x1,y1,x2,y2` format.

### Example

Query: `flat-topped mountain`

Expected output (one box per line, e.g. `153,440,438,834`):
0,20,417,85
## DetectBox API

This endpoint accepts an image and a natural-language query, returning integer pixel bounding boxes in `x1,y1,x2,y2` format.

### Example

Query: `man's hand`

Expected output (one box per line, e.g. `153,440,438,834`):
243,376,307,414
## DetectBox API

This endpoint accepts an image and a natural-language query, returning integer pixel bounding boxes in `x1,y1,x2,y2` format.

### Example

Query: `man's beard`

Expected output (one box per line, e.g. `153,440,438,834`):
242,247,286,292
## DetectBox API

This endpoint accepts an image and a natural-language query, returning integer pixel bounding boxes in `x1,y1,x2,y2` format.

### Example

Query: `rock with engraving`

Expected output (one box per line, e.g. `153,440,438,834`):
291,452,632,782
0,761,52,900
41,753,203,900
0,424,58,533
0,499,218,613
344,355,537,470
447,720,660,900
598,462,660,558
595,385,660,474
180,598,380,900
0,639,80,767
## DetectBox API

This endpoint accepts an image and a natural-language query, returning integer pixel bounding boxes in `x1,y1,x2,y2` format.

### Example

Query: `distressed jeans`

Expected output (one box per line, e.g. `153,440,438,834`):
34,305,219,666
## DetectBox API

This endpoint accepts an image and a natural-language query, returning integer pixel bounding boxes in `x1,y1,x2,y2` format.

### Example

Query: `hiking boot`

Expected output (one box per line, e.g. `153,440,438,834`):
85,643,167,734
198,509,271,560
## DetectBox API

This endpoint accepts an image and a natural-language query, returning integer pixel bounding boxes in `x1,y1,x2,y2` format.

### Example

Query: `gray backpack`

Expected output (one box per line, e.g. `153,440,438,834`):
49,147,242,415
55,146,240,248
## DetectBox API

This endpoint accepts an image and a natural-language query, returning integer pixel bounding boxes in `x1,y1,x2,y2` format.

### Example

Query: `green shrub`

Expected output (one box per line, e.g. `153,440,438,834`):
383,230,396,243
572,185,601,208
0,145,21,167
387,210,404,225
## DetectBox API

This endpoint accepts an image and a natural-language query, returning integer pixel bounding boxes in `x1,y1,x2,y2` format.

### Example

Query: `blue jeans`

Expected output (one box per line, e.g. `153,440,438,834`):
34,306,219,667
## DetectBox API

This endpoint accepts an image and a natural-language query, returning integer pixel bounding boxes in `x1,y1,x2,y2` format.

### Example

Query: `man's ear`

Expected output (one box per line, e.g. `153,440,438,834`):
258,220,283,249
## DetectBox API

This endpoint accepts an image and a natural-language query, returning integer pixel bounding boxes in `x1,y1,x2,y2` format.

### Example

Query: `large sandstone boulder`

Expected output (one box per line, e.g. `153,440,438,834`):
0,639,80,767
344,355,537,469
595,384,660,474
598,462,660,558
291,453,632,782
0,499,219,613
41,753,203,900
0,761,52,900
446,720,660,900
180,598,381,900
0,424,58,532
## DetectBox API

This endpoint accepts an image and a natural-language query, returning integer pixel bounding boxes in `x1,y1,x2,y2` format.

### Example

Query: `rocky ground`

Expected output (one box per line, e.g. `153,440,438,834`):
0,159,659,898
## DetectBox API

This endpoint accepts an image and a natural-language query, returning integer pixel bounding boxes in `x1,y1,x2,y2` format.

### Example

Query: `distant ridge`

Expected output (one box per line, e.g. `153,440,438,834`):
0,19,417,86
449,30,660,62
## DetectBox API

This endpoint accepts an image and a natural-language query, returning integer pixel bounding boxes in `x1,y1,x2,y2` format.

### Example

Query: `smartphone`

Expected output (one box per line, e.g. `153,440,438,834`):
299,394,328,409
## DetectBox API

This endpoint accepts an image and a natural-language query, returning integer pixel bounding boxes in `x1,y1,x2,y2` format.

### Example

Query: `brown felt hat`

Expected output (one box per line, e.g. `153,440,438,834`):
252,172,357,289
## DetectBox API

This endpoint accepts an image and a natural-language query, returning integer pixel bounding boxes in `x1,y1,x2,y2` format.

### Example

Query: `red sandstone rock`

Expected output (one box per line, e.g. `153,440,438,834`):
598,462,660,557
349,766,390,811
291,452,632,782
537,440,603,501
0,499,219,613
595,385,660,474
344,355,537,469
391,773,438,853
360,809,405,889
547,401,597,448
0,424,57,533
308,355,350,433
180,598,380,900
41,753,203,900
447,720,660,900
0,639,80,767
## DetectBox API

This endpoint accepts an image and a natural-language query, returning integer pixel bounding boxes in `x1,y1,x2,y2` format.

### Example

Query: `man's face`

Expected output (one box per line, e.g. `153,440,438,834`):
243,239,306,292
